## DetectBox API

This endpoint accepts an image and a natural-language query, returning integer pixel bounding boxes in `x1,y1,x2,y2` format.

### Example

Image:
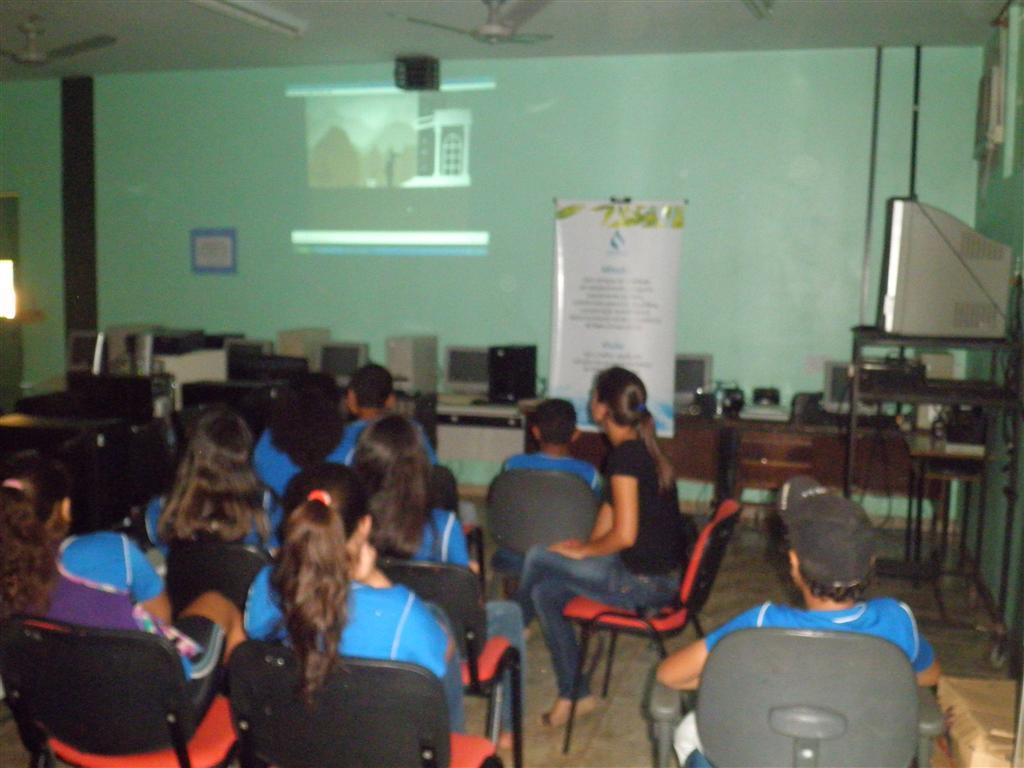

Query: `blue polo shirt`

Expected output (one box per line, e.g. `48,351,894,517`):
413,509,470,567
503,452,601,493
59,532,164,603
244,566,448,678
704,598,935,674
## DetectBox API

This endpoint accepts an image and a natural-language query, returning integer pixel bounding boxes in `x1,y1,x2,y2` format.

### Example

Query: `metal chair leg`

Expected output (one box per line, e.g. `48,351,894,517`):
601,631,618,697
562,623,592,754
509,650,523,768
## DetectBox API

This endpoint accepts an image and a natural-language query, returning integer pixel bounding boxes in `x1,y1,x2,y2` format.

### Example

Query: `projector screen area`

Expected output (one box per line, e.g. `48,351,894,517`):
288,79,495,257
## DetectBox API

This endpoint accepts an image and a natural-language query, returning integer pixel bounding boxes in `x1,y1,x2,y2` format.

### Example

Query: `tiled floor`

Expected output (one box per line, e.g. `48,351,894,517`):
0,519,1008,767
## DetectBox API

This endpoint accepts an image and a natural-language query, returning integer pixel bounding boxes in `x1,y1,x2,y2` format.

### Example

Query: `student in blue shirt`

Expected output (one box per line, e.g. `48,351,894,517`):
252,373,349,499
352,415,523,745
0,452,245,714
656,478,941,767
337,364,438,465
244,462,464,729
155,409,277,608
496,398,601,576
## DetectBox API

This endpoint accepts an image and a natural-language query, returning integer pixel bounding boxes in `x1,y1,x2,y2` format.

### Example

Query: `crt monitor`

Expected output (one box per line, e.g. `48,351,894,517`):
67,330,105,374
674,354,713,405
320,342,369,384
225,338,273,380
444,346,489,395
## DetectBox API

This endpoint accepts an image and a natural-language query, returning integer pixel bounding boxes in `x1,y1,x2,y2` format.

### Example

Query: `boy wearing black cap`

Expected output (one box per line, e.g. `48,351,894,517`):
657,476,940,765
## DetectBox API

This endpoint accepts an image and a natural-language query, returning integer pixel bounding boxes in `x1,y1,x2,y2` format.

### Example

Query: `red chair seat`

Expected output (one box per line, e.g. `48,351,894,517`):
461,636,511,686
49,695,236,768
451,733,498,768
563,597,691,633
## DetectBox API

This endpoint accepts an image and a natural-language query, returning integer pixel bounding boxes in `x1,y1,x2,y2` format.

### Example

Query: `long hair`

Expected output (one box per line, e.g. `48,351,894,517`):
0,453,72,620
275,463,366,703
351,414,429,559
160,407,269,544
594,366,676,491
267,380,345,469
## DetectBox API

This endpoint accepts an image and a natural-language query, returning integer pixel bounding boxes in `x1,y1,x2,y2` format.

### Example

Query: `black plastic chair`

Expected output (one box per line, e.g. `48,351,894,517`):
379,558,523,768
485,469,598,590
165,539,270,615
0,616,236,768
647,628,943,768
559,499,741,753
228,640,502,768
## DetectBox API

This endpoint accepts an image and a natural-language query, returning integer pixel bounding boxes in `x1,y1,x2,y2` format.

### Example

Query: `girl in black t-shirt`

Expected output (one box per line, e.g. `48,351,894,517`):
516,367,689,727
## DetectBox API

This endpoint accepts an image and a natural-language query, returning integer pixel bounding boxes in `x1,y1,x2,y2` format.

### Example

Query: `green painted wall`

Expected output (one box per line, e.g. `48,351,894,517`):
0,80,64,392
973,1,1024,661
83,47,979,400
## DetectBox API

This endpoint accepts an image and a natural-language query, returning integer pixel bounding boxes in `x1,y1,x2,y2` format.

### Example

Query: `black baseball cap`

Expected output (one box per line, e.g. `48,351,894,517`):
778,475,828,517
781,493,876,586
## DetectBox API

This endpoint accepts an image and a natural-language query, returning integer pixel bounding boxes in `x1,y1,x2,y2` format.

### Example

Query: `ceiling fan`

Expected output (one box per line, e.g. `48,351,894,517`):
0,15,116,66
405,0,554,44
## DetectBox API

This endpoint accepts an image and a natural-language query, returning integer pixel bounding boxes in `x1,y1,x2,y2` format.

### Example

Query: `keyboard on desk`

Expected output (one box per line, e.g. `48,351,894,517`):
738,404,790,422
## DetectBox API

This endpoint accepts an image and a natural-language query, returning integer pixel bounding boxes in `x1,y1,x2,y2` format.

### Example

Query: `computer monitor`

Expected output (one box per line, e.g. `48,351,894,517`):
67,330,105,374
674,354,713,405
444,346,489,395
277,327,332,371
225,338,273,380
320,342,369,385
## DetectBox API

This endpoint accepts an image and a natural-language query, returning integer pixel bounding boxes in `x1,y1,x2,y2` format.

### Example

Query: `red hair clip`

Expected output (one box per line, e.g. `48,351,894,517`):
2,478,24,491
307,490,332,507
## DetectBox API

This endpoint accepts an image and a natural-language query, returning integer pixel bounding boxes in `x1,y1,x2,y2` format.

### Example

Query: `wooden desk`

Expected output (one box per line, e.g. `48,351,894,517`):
903,434,985,565
571,416,915,499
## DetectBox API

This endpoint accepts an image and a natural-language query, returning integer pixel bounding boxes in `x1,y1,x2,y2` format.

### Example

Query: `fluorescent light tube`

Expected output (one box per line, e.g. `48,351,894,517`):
190,0,309,38
0,260,15,319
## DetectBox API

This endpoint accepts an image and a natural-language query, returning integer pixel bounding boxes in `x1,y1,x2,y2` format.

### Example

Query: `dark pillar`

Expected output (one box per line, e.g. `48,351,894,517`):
61,76,97,334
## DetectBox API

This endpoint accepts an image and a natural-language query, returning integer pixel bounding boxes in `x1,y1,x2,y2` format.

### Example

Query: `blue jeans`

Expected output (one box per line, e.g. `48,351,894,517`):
516,546,678,699
485,600,525,732
491,547,526,578
426,603,467,733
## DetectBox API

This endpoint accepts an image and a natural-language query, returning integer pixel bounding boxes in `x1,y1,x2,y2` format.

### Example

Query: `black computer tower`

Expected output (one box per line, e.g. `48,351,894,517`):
488,346,537,404
0,414,133,533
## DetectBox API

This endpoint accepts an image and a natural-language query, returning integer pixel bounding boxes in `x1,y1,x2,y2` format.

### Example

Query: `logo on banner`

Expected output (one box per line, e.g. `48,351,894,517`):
608,230,625,256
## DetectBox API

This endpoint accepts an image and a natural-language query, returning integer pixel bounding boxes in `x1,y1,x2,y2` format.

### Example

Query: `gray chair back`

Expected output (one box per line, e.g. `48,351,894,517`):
697,628,920,767
486,469,598,554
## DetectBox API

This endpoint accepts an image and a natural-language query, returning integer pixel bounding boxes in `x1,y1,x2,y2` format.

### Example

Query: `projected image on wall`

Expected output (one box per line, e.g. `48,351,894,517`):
289,79,493,256
306,92,472,189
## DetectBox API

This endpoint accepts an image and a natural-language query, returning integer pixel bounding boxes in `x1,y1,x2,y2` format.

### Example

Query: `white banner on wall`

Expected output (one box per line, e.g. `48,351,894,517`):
550,199,684,437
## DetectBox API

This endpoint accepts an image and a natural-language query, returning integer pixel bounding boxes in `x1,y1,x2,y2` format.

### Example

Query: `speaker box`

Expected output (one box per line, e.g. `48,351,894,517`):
395,56,440,90
488,346,537,404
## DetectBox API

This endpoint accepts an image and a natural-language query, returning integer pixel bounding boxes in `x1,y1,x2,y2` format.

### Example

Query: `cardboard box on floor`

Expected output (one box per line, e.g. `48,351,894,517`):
937,676,1016,768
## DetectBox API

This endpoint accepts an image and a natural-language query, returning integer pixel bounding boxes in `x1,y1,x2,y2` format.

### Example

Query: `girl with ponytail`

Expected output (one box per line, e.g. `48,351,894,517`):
516,366,693,727
244,462,463,729
353,414,525,745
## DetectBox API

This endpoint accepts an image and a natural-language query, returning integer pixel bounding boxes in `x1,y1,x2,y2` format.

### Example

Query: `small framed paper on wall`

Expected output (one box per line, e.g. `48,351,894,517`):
191,228,237,274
